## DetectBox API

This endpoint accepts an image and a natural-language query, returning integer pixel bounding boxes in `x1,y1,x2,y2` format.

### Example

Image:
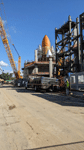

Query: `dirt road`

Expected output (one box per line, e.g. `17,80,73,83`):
0,85,84,150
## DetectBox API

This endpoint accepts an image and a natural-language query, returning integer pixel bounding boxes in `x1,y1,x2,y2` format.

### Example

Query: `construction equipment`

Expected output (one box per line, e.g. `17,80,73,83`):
55,12,84,91
25,76,58,91
0,68,4,86
12,44,22,79
0,17,22,79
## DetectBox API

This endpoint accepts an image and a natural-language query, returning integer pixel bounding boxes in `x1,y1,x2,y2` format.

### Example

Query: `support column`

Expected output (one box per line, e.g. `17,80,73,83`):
55,28,58,77
35,50,38,62
80,13,84,71
76,17,80,71
27,69,29,79
69,15,72,72
49,57,52,78
62,31,65,76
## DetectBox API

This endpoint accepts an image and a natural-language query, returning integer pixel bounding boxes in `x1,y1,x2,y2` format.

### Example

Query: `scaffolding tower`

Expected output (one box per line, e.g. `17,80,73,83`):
80,12,84,71
55,15,81,78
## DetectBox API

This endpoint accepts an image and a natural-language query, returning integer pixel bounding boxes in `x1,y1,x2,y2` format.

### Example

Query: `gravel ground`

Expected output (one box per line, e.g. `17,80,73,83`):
0,84,84,150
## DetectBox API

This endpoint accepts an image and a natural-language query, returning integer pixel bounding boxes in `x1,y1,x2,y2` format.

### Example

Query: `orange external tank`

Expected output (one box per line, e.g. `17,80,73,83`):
42,35,51,55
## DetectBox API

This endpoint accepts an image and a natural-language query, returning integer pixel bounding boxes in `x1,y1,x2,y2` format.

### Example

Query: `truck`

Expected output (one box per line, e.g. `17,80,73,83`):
25,76,58,92
14,78,27,87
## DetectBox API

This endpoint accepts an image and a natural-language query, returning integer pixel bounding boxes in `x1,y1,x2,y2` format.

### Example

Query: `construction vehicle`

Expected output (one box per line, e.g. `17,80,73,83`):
0,17,22,79
25,76,58,91
12,44,22,79
0,67,4,86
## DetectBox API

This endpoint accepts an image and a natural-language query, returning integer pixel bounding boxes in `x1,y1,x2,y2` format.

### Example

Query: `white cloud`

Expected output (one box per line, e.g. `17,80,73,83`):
3,69,14,76
0,61,9,67
3,70,13,73
10,71,13,73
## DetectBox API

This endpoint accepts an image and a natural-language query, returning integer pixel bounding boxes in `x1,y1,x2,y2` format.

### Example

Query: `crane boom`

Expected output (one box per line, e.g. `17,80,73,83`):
18,56,21,78
12,44,22,78
0,17,21,79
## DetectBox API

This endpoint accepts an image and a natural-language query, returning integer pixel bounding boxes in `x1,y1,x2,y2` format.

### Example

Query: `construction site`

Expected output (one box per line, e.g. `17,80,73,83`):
21,12,84,94
23,35,56,79
0,1,84,150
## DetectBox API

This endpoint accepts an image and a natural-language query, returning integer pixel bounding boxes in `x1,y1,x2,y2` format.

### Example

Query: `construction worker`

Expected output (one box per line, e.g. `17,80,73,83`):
66,79,69,95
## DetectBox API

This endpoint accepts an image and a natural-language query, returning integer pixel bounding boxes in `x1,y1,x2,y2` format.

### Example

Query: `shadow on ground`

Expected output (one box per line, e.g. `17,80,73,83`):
2,85,84,107
24,141,84,150
1,85,12,88
2,84,34,93
32,92,84,107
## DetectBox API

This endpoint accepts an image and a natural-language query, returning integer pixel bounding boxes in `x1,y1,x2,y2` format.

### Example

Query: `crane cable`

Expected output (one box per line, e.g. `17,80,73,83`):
12,44,20,57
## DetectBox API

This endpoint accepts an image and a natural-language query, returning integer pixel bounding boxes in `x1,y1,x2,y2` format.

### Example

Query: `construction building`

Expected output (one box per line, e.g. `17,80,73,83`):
22,35,56,79
55,12,84,78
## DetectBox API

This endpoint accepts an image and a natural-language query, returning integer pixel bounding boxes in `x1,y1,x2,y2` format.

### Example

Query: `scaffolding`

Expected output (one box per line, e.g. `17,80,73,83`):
80,12,84,71
55,15,81,77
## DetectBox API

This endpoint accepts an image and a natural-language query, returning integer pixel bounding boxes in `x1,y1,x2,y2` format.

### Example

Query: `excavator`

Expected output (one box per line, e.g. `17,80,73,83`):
0,17,22,79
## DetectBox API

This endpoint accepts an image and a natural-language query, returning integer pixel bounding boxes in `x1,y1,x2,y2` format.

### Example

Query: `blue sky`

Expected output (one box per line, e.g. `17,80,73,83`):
0,0,84,74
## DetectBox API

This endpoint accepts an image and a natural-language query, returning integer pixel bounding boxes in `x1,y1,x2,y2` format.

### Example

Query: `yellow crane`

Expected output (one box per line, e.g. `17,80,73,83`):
12,44,22,79
0,17,22,79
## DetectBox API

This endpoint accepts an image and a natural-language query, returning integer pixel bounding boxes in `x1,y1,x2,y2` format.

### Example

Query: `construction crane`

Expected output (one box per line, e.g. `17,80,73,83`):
12,44,21,79
0,17,22,79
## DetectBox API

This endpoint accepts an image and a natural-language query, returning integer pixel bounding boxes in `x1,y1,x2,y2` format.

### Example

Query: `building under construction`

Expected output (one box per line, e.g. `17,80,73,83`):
23,12,84,82
22,35,56,79
55,12,84,78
